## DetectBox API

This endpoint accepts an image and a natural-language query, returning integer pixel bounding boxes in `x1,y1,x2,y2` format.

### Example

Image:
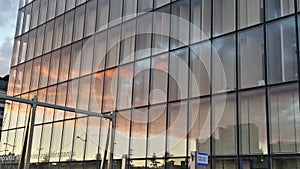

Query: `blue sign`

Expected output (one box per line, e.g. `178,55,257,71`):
197,152,208,166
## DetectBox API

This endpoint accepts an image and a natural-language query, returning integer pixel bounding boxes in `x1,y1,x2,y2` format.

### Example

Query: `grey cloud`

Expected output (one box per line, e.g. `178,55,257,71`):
0,36,13,77
0,0,18,25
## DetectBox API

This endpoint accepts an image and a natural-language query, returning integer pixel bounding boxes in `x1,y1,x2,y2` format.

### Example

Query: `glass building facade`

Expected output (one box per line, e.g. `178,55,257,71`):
1,0,300,168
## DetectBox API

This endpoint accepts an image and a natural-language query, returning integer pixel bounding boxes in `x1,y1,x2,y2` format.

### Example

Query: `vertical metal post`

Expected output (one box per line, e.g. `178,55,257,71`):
101,120,111,169
18,96,37,169
108,112,116,169
121,154,127,169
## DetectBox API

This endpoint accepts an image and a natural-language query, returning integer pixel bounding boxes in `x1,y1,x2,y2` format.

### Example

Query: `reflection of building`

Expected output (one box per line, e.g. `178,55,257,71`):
2,0,300,168
0,75,8,134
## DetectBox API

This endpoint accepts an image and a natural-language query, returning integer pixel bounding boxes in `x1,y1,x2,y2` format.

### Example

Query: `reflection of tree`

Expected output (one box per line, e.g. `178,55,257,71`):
150,153,160,168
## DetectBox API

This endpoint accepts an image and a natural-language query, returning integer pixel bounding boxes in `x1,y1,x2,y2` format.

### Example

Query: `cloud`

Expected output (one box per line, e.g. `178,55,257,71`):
0,36,13,77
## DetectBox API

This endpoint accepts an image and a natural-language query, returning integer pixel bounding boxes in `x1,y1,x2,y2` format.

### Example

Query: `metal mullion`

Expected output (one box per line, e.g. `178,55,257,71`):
210,0,214,168
235,0,240,168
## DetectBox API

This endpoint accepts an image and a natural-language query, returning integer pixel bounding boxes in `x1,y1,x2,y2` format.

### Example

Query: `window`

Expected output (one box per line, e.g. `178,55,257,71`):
106,25,121,68
239,0,263,28
171,0,190,49
191,0,211,43
85,0,97,37
117,64,133,110
267,17,298,84
239,26,265,88
73,5,85,41
109,0,123,26
133,59,150,107
212,34,236,93
213,0,236,36
266,0,294,20
103,68,118,112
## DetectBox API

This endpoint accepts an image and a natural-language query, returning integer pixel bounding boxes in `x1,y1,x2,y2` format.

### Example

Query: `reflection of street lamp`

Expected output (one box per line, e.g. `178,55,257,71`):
76,136,87,142
4,143,15,148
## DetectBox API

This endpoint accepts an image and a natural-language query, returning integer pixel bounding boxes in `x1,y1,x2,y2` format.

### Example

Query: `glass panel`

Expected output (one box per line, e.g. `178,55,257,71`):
103,68,118,112
17,94,29,127
166,158,187,169
130,160,146,169
69,41,82,79
99,118,110,160
35,25,45,57
239,26,265,88
169,48,189,101
120,20,136,64
85,117,100,161
7,68,16,96
22,61,32,93
106,25,121,68
48,50,60,85
77,76,91,111
150,53,168,104
96,0,109,31
214,158,237,169
272,157,300,169
39,123,53,163
81,37,94,76
44,85,56,122
240,89,268,155
147,159,164,169
89,72,104,113
39,54,50,88
190,42,211,97
155,0,169,8
189,98,211,154
269,84,300,153
212,94,237,155
60,120,75,162
30,125,42,163
152,7,170,55
30,58,41,91
133,59,150,107
239,0,263,28
0,131,7,155
130,108,148,158
123,0,137,21
148,104,166,157
30,0,40,29
191,0,211,43
85,0,97,37
171,0,190,49
114,110,131,159
47,0,56,21
66,79,79,110
11,38,20,67
76,0,86,5
35,89,46,124
16,9,25,36
167,101,187,157
109,0,123,26
26,29,36,60
6,130,15,153
240,157,268,169
58,46,71,82
72,118,88,161
93,31,107,72
138,0,153,13
66,0,76,11
38,0,48,25
50,122,63,162
53,15,64,50
266,0,294,20
13,129,24,157
44,20,55,54
117,64,133,110
24,4,32,33
19,34,28,64
63,10,74,46
56,0,66,16
212,34,236,93
14,64,24,95
213,0,236,36
267,17,298,84
135,13,152,60
55,82,67,121
73,5,85,41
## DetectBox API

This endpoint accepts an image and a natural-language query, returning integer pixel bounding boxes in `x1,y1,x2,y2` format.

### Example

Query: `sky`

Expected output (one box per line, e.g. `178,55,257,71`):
0,0,19,77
